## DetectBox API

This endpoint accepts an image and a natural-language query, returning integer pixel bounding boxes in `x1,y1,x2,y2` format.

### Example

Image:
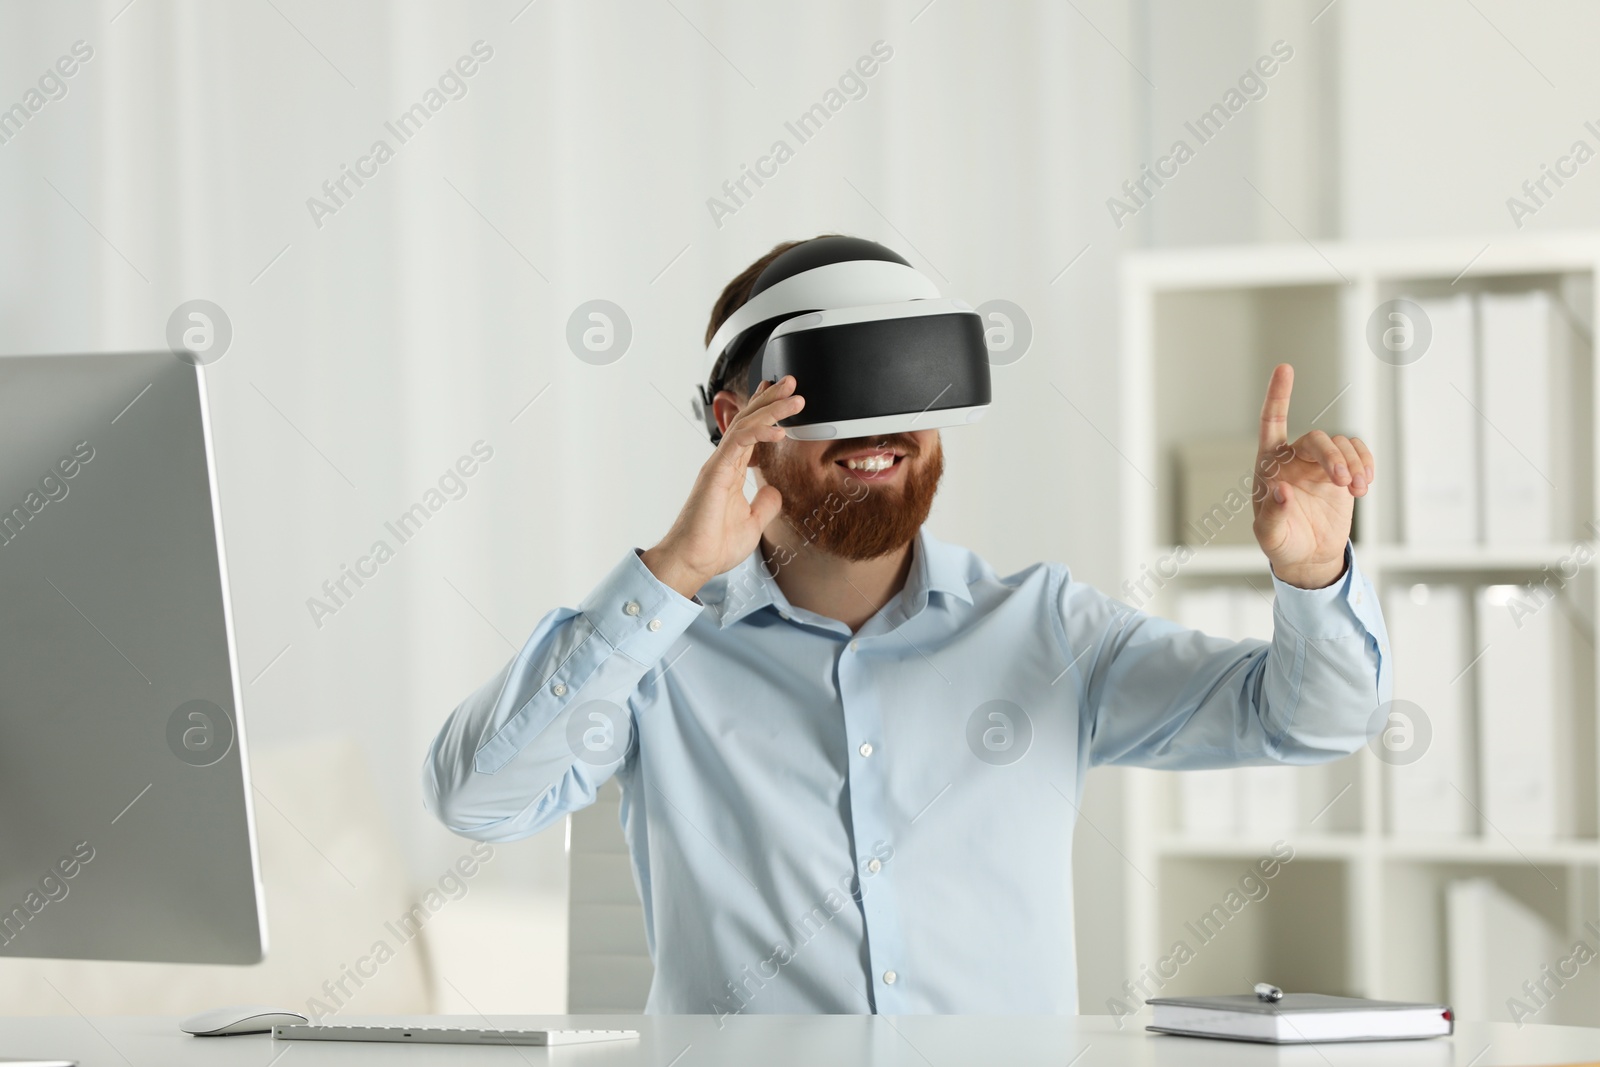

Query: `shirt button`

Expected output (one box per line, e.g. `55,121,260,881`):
1354,590,1364,604
866,857,882,874
858,742,873,757
850,640,859,651
624,601,641,616
551,682,567,696
779,611,790,621
648,619,662,631
882,970,897,985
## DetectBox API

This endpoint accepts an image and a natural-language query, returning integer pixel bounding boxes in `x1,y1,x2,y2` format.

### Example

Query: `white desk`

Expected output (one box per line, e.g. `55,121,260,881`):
2,1015,1597,1066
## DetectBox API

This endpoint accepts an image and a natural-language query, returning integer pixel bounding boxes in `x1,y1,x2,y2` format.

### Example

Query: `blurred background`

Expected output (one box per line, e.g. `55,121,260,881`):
1,0,1597,1026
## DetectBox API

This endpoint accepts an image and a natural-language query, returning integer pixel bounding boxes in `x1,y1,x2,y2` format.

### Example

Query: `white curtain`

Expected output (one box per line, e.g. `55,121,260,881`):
2,0,1328,1013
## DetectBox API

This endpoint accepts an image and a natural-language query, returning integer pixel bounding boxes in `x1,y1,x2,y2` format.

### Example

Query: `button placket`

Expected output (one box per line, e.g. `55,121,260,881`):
835,632,906,1011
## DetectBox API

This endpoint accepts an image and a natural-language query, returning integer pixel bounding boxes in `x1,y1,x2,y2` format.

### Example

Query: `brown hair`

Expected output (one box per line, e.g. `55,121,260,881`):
703,234,845,397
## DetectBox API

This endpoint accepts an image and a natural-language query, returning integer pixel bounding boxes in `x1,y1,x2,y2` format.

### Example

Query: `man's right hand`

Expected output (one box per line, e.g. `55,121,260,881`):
640,375,804,600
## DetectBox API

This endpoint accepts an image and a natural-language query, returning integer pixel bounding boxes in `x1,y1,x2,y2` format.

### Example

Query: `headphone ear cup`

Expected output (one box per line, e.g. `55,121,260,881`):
695,383,722,445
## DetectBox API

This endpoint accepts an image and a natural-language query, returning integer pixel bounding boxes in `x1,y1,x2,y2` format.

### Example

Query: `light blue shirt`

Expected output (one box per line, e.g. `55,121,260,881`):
422,527,1389,1015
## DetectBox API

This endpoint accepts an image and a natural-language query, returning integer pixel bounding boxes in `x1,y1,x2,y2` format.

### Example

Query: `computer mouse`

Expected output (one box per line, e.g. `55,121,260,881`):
179,1005,309,1036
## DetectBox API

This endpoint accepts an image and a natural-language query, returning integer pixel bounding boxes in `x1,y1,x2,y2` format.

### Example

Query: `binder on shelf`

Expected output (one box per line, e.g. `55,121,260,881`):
1446,877,1565,1021
1174,585,1234,639
1477,290,1567,545
1398,294,1477,545
1228,586,1298,835
1474,584,1574,839
1172,585,1274,643
1178,770,1236,835
1236,766,1299,835
1175,436,1260,547
1176,767,1298,836
1381,583,1474,836
1172,586,1295,835
1232,584,1275,644
1174,586,1241,834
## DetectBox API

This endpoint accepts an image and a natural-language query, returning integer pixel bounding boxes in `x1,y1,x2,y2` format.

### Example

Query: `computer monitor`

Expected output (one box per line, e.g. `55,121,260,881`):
0,351,266,964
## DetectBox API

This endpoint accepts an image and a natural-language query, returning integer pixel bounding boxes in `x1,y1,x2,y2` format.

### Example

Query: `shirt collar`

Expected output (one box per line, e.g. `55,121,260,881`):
915,526,976,607
710,526,973,630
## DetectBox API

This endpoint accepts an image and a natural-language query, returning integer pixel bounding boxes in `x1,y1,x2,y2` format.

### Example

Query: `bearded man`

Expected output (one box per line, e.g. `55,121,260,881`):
423,235,1389,1016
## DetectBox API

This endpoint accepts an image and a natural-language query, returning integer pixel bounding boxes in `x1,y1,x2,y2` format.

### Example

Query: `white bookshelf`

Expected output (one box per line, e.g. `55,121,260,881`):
1118,232,1600,1023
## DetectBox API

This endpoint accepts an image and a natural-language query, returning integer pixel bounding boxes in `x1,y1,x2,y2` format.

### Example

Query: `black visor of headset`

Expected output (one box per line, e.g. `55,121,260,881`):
693,246,992,444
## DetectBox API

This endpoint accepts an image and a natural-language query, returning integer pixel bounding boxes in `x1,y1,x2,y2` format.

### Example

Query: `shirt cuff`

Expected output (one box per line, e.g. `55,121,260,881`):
577,547,704,662
1268,541,1376,641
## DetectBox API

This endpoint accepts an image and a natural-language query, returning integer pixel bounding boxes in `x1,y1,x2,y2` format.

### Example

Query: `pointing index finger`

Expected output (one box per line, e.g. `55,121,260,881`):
1259,363,1294,452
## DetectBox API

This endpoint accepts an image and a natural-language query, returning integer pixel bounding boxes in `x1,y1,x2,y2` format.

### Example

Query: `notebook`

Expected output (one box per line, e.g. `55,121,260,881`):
1146,993,1453,1043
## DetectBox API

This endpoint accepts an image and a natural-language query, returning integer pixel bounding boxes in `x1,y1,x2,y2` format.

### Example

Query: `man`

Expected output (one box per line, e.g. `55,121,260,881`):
422,235,1389,1016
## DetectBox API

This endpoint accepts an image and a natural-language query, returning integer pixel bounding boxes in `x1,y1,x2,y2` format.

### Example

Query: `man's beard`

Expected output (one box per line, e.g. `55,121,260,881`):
753,434,944,562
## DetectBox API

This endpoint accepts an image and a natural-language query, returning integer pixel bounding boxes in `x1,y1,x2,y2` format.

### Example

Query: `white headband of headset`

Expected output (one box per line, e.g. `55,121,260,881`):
703,259,940,381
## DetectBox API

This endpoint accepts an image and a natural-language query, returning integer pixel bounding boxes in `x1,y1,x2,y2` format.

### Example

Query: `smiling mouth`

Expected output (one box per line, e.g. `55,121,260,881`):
834,452,906,479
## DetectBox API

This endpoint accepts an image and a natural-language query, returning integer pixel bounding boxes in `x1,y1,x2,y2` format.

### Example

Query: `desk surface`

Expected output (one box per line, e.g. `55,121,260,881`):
1,1014,1596,1066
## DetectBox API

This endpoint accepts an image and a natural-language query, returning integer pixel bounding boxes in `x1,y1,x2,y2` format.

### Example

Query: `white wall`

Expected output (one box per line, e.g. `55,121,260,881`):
1340,0,1600,240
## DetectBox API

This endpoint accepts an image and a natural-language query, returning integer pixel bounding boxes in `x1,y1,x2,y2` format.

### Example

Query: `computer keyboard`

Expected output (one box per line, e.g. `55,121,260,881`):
274,1023,639,1046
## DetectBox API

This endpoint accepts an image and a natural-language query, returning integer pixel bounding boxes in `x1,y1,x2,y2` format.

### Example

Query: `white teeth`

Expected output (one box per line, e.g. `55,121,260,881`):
844,454,895,472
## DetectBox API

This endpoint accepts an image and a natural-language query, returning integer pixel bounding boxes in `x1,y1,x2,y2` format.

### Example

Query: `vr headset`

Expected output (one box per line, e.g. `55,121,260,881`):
693,236,992,444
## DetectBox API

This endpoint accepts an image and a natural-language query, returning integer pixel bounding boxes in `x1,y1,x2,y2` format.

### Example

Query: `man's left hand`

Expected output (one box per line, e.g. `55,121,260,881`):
1252,363,1374,590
